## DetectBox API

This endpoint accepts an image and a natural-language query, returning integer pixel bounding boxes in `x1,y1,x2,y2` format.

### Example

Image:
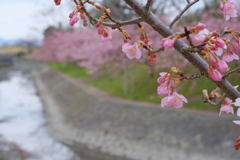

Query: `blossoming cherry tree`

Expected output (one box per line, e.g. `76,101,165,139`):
53,0,240,150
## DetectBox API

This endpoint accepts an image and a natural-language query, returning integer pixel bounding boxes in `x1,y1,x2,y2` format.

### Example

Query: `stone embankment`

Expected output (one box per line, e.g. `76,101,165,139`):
33,65,240,160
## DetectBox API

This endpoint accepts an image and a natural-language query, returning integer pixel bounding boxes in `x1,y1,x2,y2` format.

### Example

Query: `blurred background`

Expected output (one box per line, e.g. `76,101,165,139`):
0,0,240,160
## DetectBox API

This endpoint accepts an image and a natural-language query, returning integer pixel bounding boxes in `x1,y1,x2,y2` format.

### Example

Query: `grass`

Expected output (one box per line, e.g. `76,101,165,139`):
49,61,239,111
48,62,90,78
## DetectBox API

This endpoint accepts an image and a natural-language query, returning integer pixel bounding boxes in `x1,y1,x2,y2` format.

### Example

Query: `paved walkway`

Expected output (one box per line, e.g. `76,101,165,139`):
33,65,240,160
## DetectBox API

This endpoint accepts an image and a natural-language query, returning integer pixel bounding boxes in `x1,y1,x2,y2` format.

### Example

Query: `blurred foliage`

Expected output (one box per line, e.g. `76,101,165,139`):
48,61,239,112
15,51,26,59
49,62,90,78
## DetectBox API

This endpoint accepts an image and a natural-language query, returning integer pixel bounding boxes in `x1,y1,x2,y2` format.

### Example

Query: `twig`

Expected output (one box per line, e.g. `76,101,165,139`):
143,45,164,53
181,72,204,80
223,67,240,78
79,0,143,28
169,0,199,28
204,95,226,107
186,0,190,3
102,18,143,29
145,0,153,11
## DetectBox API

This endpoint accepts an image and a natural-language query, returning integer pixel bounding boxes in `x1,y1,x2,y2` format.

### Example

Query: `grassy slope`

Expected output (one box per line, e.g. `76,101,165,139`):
49,61,233,111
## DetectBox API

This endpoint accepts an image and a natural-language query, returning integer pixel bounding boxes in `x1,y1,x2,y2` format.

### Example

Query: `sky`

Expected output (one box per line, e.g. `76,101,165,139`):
0,0,73,41
0,0,205,41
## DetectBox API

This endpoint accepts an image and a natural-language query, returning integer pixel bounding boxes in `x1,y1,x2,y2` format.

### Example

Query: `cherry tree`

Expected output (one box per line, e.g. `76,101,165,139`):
51,0,240,149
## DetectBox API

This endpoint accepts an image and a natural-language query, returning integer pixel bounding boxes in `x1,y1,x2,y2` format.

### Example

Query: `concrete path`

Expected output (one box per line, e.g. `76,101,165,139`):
33,65,240,160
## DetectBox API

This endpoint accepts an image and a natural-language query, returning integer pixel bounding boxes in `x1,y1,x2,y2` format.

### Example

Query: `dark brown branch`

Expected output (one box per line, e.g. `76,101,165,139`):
143,45,164,53
102,18,143,29
79,0,143,28
186,0,190,3
223,67,240,78
204,95,226,107
181,72,203,80
169,0,199,29
124,0,240,100
145,0,153,11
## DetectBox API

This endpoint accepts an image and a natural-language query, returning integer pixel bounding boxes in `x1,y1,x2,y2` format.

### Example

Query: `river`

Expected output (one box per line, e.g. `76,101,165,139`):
0,68,81,160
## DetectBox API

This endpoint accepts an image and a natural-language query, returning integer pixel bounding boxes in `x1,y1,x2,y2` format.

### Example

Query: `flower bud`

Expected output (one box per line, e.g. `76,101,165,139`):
202,90,209,99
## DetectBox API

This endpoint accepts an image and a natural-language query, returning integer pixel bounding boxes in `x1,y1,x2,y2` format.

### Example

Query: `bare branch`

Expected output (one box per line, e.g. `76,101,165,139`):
186,0,190,3
79,0,143,28
145,0,153,11
204,95,226,107
181,72,204,80
169,0,200,29
223,67,240,78
102,18,143,29
143,45,164,53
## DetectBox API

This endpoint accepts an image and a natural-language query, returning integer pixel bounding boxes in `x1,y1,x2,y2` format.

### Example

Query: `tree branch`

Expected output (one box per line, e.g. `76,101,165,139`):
223,67,240,78
169,0,200,29
124,0,240,100
102,18,143,29
78,0,143,28
204,95,227,107
145,0,153,11
181,72,204,80
143,45,164,53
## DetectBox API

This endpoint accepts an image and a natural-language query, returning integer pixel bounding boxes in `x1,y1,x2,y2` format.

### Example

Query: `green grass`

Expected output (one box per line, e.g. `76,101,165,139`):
48,62,90,79
49,61,239,111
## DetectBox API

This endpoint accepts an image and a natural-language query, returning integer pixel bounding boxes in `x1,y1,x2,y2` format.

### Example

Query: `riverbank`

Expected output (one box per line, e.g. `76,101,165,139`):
33,64,240,160
0,59,80,160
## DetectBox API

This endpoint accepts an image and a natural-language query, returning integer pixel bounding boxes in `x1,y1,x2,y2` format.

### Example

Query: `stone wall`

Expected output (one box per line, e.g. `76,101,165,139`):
33,65,240,160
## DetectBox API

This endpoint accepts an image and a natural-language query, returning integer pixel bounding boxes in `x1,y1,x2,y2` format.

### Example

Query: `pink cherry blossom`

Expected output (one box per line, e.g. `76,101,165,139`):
157,72,174,84
233,97,240,117
122,43,142,59
148,57,156,65
69,12,79,26
161,92,188,109
219,104,234,115
191,29,209,44
209,54,217,68
214,48,223,56
233,97,240,107
157,85,171,95
195,22,206,33
208,67,222,81
216,58,228,72
160,37,176,49
54,0,61,5
219,98,236,116
97,24,114,42
220,0,237,21
235,37,240,46
233,45,239,52
215,38,225,48
222,49,239,62
157,72,175,95
233,120,240,125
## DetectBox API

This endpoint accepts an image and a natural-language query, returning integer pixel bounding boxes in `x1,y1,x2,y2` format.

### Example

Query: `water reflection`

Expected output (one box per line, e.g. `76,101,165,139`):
0,71,80,160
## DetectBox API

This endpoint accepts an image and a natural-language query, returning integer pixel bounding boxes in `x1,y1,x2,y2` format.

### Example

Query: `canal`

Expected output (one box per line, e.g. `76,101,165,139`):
0,60,81,160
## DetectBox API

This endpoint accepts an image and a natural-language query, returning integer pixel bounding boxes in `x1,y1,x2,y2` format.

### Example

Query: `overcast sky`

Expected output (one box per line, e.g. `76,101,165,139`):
0,0,73,40
0,0,206,41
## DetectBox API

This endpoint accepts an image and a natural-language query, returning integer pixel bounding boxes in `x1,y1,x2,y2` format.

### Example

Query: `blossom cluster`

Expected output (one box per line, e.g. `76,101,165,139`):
59,0,240,112
157,68,187,109
54,0,240,150
220,0,238,21
193,27,239,81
